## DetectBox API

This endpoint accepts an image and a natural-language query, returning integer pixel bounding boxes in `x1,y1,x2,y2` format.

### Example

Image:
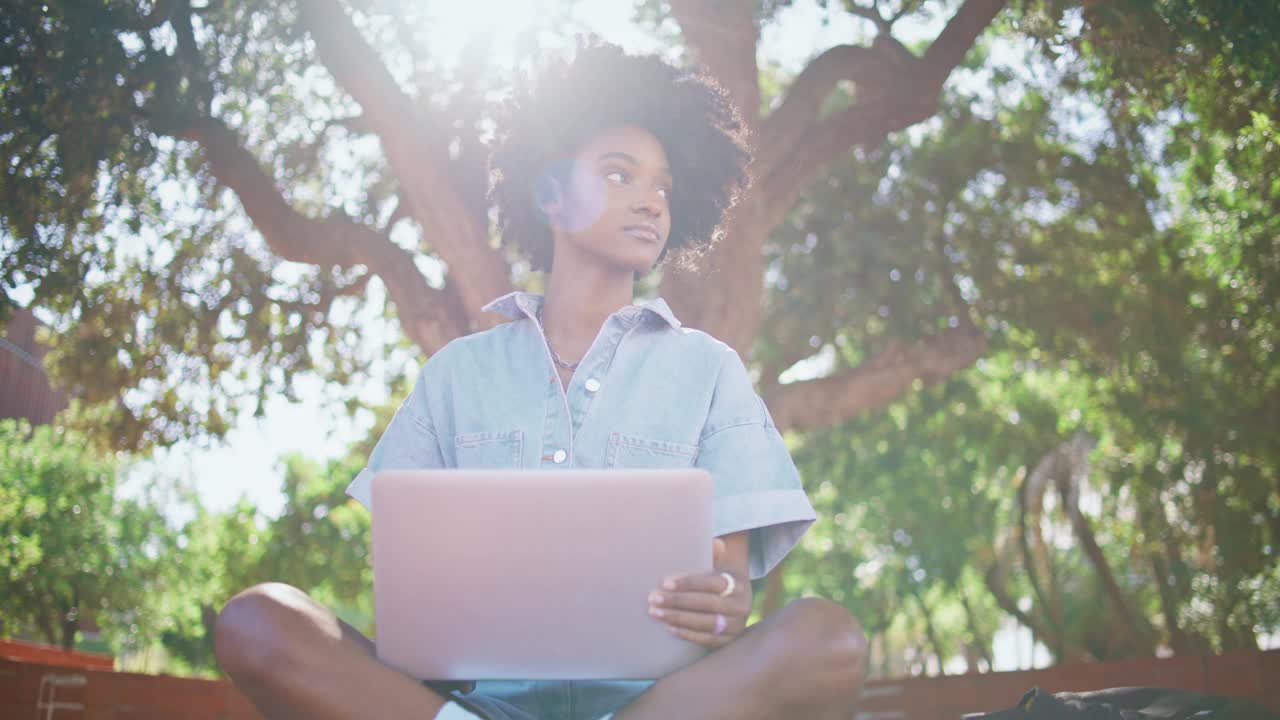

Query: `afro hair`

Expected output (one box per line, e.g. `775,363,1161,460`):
488,42,752,272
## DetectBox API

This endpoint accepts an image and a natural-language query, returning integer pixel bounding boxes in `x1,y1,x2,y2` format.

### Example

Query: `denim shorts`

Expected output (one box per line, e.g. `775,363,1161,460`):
432,680,654,720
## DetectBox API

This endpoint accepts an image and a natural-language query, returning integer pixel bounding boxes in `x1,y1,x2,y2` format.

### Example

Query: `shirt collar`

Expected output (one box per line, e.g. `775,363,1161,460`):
481,291,682,330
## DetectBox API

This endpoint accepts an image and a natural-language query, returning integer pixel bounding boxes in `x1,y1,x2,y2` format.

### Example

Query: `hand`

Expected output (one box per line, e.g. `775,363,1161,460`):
648,538,751,648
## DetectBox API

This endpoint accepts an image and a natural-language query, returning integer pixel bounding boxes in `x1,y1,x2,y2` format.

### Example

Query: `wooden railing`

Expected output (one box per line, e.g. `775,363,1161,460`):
0,657,261,720
1,647,1277,719
0,639,114,672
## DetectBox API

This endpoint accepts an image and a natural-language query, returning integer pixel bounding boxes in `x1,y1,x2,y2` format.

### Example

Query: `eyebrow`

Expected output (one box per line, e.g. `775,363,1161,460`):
597,152,672,179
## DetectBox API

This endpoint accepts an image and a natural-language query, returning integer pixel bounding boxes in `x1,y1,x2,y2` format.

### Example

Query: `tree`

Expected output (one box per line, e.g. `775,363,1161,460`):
0,418,171,652
156,388,404,674
764,4,1280,661
3,0,1276,648
1,0,1000,451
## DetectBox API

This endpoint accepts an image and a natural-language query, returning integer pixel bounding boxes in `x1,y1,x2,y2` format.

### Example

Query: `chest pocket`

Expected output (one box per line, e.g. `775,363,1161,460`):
455,430,524,469
605,432,699,469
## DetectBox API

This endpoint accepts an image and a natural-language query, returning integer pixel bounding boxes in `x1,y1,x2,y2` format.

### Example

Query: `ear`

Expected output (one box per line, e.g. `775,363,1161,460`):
534,174,564,219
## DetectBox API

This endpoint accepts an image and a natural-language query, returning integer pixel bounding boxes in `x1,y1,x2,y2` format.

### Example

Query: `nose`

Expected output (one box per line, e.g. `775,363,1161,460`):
632,190,663,218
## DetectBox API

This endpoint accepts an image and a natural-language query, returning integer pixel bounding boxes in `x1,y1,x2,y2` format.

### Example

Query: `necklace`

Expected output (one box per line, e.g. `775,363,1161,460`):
536,306,580,371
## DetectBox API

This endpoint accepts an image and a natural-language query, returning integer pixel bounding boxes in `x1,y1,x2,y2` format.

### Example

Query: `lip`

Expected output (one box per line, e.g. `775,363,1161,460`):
623,224,661,243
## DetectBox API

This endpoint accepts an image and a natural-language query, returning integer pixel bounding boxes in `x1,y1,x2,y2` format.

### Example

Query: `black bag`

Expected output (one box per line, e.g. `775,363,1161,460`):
966,686,1279,720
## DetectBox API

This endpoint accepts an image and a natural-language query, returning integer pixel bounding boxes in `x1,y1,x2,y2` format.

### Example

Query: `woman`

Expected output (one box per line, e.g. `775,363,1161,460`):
214,42,867,720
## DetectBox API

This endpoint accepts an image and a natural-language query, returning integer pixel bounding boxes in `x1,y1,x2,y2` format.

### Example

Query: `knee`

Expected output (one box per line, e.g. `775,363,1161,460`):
769,598,868,707
214,582,312,680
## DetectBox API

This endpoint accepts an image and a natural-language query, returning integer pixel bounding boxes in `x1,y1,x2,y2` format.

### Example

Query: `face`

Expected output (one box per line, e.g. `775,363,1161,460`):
547,125,673,275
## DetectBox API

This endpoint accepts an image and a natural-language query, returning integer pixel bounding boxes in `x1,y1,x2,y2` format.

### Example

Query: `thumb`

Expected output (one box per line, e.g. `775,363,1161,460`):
713,537,726,567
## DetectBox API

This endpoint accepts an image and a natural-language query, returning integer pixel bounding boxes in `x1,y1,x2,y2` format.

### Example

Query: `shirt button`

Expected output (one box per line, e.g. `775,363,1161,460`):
552,449,567,464
584,378,601,393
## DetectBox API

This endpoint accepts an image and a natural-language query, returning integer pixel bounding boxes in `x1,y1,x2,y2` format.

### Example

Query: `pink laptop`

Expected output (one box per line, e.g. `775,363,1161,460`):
371,468,713,680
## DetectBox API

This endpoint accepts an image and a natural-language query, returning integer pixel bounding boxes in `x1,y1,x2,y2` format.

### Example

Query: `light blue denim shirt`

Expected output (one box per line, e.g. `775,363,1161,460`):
346,291,817,720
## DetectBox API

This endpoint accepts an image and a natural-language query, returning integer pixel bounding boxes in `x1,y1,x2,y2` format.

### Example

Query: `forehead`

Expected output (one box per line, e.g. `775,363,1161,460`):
574,126,670,170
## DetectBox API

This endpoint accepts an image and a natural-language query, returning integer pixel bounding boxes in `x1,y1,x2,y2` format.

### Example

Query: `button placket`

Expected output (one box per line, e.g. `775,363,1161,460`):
534,307,642,467
566,320,625,438
539,345,570,467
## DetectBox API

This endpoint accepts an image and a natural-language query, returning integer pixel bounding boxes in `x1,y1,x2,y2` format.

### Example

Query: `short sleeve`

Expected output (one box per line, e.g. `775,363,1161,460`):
697,347,817,580
345,365,446,510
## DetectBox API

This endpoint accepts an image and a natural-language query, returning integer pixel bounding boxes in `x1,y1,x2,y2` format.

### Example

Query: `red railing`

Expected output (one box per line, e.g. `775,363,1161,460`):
0,657,261,720
1,647,1277,719
0,639,115,672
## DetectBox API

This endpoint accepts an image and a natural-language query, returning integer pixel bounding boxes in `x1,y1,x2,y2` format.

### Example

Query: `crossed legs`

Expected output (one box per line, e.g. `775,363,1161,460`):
215,584,866,720
214,583,453,719
615,597,867,720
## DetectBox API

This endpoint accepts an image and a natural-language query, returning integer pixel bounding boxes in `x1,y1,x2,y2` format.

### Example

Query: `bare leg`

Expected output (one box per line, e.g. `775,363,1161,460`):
615,597,867,720
214,583,450,720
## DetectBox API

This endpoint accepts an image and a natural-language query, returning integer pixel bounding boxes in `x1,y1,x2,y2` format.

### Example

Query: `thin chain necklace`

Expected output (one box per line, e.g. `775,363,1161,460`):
536,306,580,371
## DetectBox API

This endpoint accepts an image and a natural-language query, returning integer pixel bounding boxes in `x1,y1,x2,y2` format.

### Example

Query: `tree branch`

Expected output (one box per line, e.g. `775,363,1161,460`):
136,0,174,30
919,0,1007,88
172,0,214,114
1018,457,1065,658
763,320,985,432
1052,433,1155,652
847,2,894,35
667,0,761,126
756,0,1008,226
757,43,887,174
178,115,461,355
983,562,1054,655
297,0,511,330
910,583,947,676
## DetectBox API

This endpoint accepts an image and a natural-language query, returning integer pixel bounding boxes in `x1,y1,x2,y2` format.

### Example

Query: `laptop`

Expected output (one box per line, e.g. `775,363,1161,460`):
370,468,713,680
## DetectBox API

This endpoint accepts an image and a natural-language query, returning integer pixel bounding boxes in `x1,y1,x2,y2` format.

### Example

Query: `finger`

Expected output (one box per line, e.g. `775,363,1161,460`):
712,538,726,566
653,589,731,614
649,606,742,636
666,624,733,649
661,571,736,596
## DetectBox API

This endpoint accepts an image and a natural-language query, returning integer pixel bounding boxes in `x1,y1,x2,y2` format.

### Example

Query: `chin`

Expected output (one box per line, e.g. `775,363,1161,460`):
625,255,663,276
599,250,661,276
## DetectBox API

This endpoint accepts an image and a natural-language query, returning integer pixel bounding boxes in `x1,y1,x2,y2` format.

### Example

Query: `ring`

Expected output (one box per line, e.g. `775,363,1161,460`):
718,572,735,597
713,613,726,635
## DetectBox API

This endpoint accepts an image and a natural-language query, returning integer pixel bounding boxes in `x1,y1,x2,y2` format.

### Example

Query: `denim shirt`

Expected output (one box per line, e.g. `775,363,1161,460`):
347,291,816,579
345,291,817,719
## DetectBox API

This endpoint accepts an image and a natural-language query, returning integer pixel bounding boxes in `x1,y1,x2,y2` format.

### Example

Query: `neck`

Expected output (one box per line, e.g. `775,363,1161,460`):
540,259,634,355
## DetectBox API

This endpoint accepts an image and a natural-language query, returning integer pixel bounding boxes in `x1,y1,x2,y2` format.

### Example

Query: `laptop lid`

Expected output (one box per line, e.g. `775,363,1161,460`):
371,468,713,680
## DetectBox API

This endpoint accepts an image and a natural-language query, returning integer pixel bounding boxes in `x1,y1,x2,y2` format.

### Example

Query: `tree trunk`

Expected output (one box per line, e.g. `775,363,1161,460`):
662,205,768,354
911,585,947,676
1016,461,1065,659
1136,491,1206,654
960,584,993,671
983,560,1079,663
60,605,78,652
36,610,59,649
1052,434,1154,653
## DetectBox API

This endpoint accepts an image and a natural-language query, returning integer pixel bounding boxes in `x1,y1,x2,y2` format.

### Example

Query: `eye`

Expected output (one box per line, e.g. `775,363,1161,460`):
656,186,671,200
604,169,628,184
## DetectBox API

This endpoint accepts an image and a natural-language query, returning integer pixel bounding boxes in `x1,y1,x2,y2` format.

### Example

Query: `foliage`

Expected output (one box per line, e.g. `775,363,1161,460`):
762,5,1279,667
1,1,400,449
0,418,171,652
151,387,409,674
2,0,1278,677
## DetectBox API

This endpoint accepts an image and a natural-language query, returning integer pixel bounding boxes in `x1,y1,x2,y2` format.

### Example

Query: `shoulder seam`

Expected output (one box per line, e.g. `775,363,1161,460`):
700,418,760,443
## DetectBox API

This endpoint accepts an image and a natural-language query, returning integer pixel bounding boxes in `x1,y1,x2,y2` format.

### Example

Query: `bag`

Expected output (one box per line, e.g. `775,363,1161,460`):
966,686,1278,720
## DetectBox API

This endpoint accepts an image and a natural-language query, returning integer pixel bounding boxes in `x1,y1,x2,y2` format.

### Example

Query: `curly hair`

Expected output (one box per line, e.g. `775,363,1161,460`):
489,42,752,272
